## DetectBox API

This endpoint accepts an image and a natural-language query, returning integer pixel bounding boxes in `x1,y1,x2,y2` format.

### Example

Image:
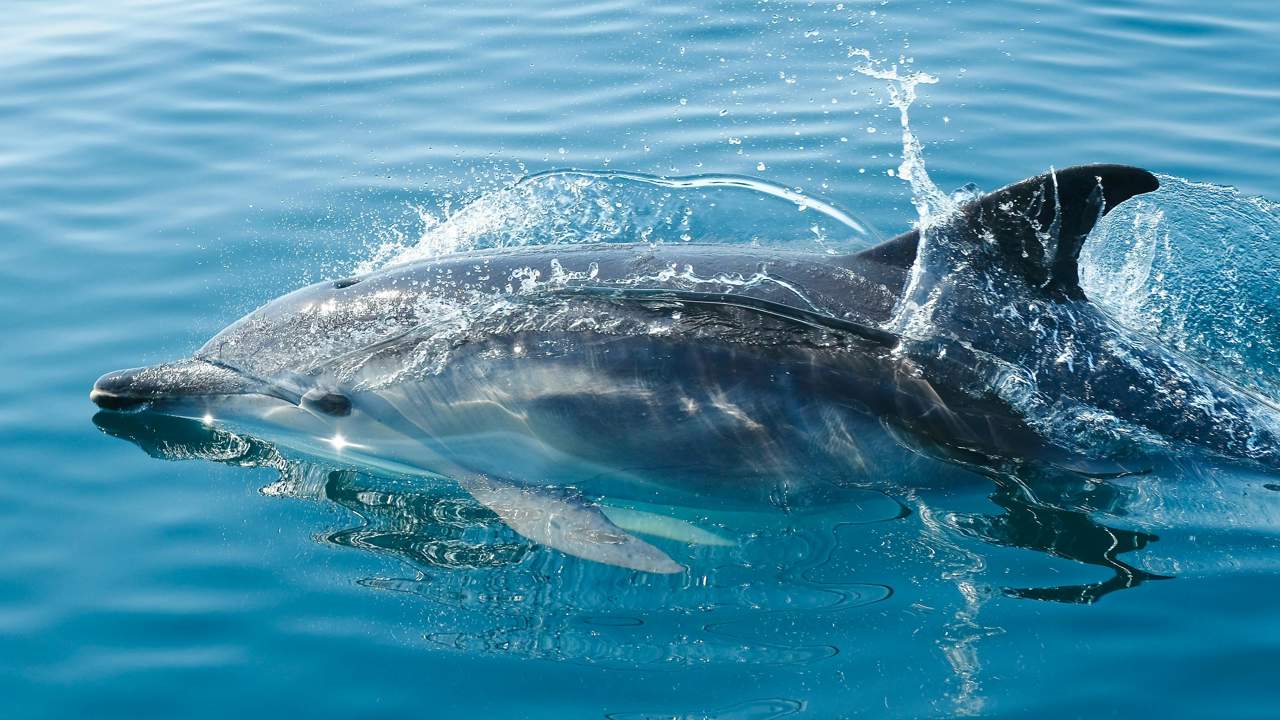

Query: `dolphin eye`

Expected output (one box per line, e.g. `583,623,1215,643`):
301,388,352,417
333,277,363,289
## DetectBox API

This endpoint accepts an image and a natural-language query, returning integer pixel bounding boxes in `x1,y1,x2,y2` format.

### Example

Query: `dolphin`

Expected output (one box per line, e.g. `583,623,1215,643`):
90,164,1280,573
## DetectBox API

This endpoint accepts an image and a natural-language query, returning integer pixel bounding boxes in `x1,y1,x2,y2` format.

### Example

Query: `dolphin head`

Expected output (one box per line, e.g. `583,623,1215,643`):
91,265,433,416
89,268,456,475
91,271,379,454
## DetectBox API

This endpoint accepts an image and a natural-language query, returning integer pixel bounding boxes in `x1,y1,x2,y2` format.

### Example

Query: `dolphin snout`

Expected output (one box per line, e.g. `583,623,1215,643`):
90,359,288,413
90,367,153,411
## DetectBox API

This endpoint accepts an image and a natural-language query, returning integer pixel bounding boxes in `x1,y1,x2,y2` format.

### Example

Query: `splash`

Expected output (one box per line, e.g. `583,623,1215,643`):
848,50,958,338
1083,176,1280,403
356,170,880,274
848,49,951,223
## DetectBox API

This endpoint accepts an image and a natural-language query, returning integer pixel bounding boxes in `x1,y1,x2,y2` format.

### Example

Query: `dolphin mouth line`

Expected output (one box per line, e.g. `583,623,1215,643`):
88,387,155,413
197,358,306,405
198,358,352,416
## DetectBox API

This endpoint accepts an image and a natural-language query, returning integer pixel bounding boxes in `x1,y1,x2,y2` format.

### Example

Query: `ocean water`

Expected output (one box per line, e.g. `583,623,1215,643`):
3,1,1280,718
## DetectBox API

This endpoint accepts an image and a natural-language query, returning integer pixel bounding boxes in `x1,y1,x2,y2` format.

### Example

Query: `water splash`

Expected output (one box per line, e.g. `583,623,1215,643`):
849,49,950,223
1083,175,1280,403
849,50,958,339
357,170,880,274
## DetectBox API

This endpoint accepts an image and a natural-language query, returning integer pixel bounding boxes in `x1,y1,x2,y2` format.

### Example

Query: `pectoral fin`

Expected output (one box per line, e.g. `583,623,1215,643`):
600,503,735,547
454,474,685,574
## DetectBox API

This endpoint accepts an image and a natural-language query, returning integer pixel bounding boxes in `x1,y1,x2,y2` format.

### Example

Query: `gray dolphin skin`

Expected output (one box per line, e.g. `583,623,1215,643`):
90,164,1280,573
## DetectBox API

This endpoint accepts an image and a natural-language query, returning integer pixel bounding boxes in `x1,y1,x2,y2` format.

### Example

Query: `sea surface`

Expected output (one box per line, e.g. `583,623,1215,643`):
3,1,1280,718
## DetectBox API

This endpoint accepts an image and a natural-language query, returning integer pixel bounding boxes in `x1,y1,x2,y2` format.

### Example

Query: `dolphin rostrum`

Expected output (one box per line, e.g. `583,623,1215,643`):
90,164,1280,573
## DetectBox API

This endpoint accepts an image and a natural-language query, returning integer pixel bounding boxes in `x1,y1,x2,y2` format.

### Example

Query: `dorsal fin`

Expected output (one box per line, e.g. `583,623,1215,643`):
852,164,1160,300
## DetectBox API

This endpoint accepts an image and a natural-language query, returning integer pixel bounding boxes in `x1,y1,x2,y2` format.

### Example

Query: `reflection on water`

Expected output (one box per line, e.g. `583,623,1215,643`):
322,471,532,571
92,409,1174,703
950,470,1172,604
94,411,899,668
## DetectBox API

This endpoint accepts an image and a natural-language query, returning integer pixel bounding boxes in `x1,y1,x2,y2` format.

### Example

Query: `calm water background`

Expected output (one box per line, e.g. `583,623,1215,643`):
3,1,1279,718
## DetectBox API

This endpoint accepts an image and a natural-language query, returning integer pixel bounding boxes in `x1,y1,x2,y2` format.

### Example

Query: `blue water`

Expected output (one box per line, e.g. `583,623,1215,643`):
3,1,1280,717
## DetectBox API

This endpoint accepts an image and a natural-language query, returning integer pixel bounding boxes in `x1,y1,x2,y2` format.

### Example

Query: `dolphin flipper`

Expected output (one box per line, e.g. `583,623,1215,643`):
453,474,685,574
599,503,736,547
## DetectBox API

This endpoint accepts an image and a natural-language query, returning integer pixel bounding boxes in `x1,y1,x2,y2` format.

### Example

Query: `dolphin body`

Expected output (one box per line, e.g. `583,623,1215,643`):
90,164,1280,573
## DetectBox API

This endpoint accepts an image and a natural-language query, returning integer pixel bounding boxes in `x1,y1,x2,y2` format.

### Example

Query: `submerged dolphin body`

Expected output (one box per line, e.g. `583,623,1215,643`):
90,164,1280,572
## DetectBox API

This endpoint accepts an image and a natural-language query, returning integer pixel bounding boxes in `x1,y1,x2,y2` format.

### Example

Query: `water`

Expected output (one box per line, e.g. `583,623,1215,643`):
3,1,1280,717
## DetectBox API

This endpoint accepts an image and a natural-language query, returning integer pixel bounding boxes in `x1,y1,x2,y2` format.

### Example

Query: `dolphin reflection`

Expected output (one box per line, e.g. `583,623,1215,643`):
947,470,1172,604
93,410,1169,606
